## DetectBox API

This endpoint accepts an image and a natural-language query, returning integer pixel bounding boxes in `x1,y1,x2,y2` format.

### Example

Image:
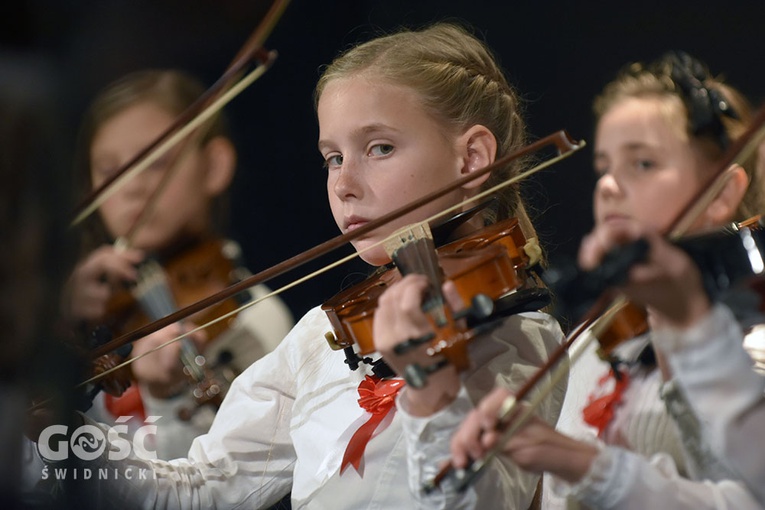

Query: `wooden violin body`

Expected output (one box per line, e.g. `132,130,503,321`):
104,237,244,344
322,217,546,369
98,236,248,418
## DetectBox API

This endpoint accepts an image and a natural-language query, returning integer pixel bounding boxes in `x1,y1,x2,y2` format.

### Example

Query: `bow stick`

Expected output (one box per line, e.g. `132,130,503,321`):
71,0,291,228
88,130,585,365
427,103,765,492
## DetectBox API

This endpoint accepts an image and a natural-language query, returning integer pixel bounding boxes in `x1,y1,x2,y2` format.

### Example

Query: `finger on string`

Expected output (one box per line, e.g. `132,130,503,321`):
442,280,466,313
391,274,433,330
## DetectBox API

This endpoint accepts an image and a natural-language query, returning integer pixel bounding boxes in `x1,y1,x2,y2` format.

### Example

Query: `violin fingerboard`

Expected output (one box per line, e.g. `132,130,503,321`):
134,259,177,320
386,223,445,316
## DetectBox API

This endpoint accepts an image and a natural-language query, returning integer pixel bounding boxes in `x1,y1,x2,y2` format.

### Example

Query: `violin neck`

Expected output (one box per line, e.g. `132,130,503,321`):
133,259,177,321
132,259,206,381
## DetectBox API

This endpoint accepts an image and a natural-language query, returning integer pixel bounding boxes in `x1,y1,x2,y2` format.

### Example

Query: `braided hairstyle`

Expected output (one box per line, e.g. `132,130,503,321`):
593,51,762,222
314,22,538,240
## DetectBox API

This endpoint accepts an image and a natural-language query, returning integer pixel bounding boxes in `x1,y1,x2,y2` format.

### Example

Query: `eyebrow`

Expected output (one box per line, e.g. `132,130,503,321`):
317,123,401,152
594,142,658,157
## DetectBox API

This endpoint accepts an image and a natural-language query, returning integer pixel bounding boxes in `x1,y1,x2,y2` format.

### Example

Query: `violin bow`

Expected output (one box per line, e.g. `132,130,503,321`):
26,0,292,414
86,130,585,382
427,103,765,492
71,0,290,228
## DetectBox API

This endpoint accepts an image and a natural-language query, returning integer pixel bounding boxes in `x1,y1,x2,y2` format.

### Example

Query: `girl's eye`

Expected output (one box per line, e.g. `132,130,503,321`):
93,165,118,183
147,153,173,172
635,159,655,171
369,144,394,157
324,154,343,168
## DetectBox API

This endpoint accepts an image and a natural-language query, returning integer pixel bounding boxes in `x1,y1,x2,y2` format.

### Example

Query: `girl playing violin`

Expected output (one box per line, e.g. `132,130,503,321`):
61,69,295,460
43,22,567,509
450,52,764,508
651,136,765,503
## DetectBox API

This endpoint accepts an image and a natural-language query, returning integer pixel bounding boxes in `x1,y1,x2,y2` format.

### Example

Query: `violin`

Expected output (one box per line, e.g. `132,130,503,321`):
321,216,550,384
99,236,248,419
425,221,765,494
104,237,245,346
87,130,584,392
544,216,765,348
428,104,765,493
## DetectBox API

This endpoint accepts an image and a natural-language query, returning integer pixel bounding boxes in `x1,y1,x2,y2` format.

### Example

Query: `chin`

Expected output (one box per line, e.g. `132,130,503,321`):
130,234,167,252
353,241,390,267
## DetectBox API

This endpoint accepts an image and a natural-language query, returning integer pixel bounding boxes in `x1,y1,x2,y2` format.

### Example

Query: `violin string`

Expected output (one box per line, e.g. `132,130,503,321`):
84,143,586,385
135,261,206,381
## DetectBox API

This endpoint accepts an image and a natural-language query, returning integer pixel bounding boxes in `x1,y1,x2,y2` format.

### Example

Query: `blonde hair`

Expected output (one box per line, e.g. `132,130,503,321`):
594,53,762,222
74,69,231,252
314,22,538,239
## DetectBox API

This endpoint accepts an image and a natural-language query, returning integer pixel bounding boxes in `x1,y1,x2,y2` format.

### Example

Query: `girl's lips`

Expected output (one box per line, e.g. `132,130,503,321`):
602,214,631,224
346,221,367,232
344,216,370,232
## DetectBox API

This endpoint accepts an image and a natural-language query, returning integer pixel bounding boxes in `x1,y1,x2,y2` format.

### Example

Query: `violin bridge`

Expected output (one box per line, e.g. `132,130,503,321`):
383,221,433,258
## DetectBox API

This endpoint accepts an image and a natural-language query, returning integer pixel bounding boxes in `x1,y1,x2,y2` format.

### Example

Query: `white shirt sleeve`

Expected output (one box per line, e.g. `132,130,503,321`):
555,444,764,510
397,311,567,510
65,321,302,510
653,303,765,503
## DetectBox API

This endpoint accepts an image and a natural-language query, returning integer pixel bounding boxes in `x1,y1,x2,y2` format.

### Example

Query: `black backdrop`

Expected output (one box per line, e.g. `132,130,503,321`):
4,0,765,320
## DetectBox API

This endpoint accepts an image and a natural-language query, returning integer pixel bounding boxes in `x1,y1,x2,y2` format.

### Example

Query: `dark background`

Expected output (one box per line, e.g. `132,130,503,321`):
3,0,764,320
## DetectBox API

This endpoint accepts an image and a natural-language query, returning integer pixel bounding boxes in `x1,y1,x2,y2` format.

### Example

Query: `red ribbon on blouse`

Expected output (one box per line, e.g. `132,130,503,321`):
582,367,630,436
341,375,405,475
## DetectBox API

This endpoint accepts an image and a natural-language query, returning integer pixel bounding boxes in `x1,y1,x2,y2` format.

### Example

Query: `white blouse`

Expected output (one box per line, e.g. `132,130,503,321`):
67,307,566,509
657,303,765,504
543,319,762,509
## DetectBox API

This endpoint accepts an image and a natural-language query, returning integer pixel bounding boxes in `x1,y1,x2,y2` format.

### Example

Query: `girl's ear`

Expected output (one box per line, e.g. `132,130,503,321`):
704,164,749,225
457,125,497,190
203,136,237,197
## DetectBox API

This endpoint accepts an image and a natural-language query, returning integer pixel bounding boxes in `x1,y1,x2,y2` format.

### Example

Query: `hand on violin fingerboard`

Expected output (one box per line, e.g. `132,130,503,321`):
62,245,144,323
372,274,463,416
130,322,208,398
580,227,712,330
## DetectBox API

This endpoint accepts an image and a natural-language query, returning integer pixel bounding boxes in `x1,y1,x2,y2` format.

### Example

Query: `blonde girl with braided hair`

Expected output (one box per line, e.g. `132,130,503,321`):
32,22,566,509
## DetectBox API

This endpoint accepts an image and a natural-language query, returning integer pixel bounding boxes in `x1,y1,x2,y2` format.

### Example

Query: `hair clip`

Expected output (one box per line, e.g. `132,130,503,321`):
665,51,739,150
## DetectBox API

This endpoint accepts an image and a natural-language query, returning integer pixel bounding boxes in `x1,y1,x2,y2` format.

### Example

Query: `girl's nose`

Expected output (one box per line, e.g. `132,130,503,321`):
332,160,362,200
595,172,622,200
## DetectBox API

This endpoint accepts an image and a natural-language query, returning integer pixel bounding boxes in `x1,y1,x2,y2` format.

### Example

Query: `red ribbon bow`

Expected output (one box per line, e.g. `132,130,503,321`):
582,367,630,436
341,375,405,475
